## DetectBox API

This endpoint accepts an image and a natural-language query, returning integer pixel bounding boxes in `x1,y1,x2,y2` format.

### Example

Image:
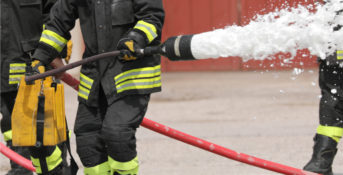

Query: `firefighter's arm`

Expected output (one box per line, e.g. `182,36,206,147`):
42,0,58,23
132,0,165,44
33,0,78,66
117,0,165,62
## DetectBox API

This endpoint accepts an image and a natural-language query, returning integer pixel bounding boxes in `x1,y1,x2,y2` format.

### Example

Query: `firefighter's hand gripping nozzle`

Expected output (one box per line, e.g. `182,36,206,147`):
137,35,197,61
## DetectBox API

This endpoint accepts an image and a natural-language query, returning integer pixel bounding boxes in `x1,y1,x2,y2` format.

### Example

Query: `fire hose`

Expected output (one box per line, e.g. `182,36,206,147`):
3,47,319,175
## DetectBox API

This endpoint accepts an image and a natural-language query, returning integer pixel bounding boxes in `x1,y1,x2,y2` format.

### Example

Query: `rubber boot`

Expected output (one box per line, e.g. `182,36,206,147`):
303,134,337,175
5,141,33,175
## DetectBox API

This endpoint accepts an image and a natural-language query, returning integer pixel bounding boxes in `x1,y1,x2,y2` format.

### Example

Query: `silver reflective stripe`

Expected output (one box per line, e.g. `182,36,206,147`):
78,88,89,97
115,69,161,85
9,63,26,73
41,33,65,49
9,75,24,84
80,73,93,89
10,67,25,72
135,23,157,39
117,79,161,91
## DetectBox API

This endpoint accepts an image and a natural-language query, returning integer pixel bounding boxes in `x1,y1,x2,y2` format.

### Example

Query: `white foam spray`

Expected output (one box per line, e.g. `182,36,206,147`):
191,1,343,61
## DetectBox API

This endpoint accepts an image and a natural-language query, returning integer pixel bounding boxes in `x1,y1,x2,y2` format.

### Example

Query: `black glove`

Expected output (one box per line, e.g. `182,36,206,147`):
117,31,147,62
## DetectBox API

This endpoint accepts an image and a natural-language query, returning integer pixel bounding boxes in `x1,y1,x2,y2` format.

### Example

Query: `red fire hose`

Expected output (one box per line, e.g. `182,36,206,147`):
0,142,35,172
1,71,320,175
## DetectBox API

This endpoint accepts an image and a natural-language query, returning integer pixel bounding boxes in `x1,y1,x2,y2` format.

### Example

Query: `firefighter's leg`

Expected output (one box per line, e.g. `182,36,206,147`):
303,60,343,175
29,144,66,175
74,103,111,175
102,94,150,175
1,91,33,175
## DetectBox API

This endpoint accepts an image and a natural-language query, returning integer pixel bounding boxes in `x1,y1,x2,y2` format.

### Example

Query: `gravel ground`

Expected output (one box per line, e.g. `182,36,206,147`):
1,69,343,175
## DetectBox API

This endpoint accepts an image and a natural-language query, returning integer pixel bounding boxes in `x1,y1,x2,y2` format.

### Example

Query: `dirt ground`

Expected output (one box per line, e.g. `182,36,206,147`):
1,69,343,175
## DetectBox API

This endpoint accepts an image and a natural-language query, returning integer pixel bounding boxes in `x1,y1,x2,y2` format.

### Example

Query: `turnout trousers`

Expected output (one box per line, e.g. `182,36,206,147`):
74,87,150,175
318,60,343,128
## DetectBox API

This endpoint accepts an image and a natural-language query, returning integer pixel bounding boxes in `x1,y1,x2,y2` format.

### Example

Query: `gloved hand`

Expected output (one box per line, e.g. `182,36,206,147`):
116,31,147,62
31,60,45,74
117,38,142,62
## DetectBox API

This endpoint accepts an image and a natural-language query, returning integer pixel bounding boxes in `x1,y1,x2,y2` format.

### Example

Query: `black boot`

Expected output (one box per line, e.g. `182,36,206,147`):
303,134,337,175
5,141,33,175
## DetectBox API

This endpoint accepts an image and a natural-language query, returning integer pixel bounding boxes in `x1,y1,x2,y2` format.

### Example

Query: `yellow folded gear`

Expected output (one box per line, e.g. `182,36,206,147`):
12,62,66,146
65,40,73,64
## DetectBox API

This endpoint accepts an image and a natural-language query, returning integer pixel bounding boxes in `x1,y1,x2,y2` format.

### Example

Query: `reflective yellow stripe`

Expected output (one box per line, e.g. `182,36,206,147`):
46,147,63,172
40,30,67,52
337,50,343,60
3,130,12,142
108,156,139,173
31,156,42,174
116,77,161,93
9,69,26,73
84,162,112,175
31,146,63,174
80,73,94,89
134,20,157,43
10,63,26,73
317,125,343,142
9,74,24,84
115,65,161,85
78,85,90,100
10,63,26,67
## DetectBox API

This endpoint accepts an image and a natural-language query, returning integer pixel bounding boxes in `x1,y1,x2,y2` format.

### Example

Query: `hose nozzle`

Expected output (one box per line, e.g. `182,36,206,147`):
137,34,196,61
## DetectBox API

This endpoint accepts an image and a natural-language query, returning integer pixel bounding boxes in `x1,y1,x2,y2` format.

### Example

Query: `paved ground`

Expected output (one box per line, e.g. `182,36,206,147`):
1,69,343,175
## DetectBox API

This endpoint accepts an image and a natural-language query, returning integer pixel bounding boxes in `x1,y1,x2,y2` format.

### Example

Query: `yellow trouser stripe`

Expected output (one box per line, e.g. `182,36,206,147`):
84,161,112,175
3,130,12,142
40,30,67,52
31,146,63,174
317,125,343,142
115,65,161,84
116,77,161,93
108,156,139,174
134,20,158,43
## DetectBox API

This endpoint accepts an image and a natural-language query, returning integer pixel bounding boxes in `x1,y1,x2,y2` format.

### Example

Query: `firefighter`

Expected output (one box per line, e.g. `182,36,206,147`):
303,1,343,175
32,0,164,174
1,0,71,174
303,48,343,174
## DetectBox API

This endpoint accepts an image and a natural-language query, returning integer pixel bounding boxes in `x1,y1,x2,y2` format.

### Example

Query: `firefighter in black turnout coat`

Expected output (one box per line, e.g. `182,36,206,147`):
32,0,165,174
1,0,70,174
